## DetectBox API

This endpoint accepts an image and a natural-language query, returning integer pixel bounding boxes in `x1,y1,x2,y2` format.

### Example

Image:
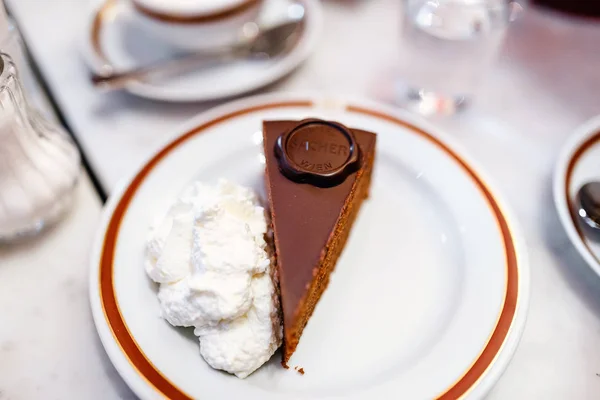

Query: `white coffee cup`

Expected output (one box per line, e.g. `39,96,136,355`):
130,0,264,51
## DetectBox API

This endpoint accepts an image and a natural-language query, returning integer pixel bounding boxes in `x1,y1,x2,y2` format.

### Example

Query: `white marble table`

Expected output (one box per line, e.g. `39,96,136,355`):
0,175,136,399
3,0,600,398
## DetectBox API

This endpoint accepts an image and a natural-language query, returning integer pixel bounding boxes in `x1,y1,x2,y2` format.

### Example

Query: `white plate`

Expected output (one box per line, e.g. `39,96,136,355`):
554,115,600,275
89,93,529,399
82,0,321,102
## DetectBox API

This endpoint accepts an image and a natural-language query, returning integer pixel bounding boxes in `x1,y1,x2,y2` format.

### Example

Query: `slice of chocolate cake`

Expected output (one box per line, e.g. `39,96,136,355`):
263,119,376,366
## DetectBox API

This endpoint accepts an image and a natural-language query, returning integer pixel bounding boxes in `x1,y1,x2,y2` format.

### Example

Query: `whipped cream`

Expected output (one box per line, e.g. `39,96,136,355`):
145,180,282,378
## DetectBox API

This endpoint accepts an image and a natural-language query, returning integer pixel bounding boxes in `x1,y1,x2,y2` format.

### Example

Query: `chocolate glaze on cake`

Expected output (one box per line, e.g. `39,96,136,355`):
263,119,377,366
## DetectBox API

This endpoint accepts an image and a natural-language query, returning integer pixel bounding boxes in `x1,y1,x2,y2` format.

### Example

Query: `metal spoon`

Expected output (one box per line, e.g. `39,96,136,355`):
91,10,305,90
577,182,600,229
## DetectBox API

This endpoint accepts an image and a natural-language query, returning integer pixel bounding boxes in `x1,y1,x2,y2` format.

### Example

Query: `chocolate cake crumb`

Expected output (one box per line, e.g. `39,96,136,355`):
298,368,305,375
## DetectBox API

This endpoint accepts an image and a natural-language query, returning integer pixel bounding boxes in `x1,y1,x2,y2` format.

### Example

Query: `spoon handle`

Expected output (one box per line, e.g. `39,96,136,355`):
91,47,244,91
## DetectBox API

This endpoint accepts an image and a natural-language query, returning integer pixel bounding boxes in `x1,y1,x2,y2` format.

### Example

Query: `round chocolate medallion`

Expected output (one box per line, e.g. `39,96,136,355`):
274,119,361,187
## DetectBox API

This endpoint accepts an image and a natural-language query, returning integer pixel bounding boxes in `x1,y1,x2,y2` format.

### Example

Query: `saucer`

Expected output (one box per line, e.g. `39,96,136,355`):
83,0,322,102
554,115,600,276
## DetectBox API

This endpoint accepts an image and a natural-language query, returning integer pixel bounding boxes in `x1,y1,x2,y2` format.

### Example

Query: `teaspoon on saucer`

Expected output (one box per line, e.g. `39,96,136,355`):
91,7,305,90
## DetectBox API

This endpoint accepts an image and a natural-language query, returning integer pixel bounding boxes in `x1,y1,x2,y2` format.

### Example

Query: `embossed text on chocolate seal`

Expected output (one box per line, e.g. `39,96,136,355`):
274,119,361,187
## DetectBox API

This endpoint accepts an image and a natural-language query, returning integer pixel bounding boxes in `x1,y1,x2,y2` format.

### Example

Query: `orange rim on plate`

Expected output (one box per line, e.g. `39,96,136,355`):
98,100,519,400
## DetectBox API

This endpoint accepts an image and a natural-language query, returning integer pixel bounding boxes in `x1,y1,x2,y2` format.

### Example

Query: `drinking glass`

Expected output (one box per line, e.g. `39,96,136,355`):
397,0,517,115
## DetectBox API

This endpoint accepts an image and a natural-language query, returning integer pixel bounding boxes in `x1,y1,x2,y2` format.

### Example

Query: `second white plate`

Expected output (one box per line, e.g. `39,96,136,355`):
554,115,600,276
